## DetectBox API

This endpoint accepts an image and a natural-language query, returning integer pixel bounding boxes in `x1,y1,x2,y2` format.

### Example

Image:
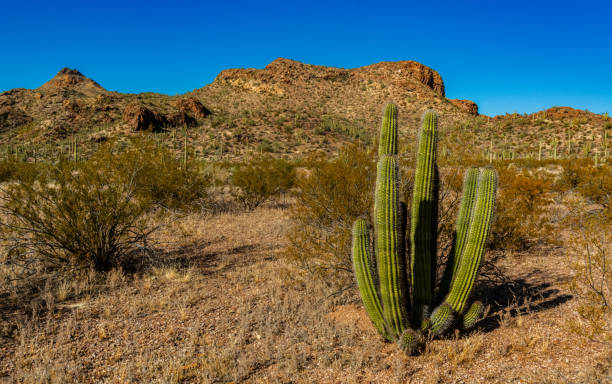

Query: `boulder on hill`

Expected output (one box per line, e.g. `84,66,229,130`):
175,97,210,119
0,107,33,132
167,111,197,127
450,99,479,116
122,103,165,132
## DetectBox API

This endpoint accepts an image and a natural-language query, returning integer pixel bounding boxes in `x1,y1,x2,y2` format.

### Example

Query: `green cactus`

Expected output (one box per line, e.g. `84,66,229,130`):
379,103,398,156
461,301,485,330
538,141,543,161
351,104,498,354
352,219,388,339
410,110,438,325
437,168,479,301
375,155,408,338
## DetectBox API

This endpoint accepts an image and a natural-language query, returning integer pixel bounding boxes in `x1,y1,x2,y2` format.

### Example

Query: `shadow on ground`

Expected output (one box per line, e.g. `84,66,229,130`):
471,272,573,333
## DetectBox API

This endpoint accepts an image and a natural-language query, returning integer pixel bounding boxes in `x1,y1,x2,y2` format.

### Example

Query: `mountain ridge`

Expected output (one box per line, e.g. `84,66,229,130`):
0,59,608,161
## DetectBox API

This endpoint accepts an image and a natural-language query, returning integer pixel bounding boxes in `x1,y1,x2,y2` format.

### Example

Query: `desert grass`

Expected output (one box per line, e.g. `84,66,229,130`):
0,207,610,383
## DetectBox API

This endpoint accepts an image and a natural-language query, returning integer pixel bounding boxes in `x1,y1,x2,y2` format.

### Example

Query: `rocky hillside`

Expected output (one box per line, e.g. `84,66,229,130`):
0,59,608,161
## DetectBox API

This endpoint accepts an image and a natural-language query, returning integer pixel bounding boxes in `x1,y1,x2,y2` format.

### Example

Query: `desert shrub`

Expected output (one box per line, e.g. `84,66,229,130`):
284,145,471,288
284,145,376,285
0,138,210,275
256,140,281,153
0,157,154,274
490,167,553,250
231,155,295,209
0,159,48,184
558,161,611,207
93,138,210,210
566,204,611,342
317,116,370,142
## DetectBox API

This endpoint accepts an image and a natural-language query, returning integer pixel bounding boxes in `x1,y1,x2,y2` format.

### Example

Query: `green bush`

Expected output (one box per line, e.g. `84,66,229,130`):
0,157,153,273
93,139,210,210
0,139,210,274
0,158,48,184
283,145,377,284
231,155,295,209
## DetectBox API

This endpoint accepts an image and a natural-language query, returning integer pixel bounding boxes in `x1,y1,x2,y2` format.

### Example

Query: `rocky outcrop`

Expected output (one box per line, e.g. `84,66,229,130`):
167,111,196,127
216,58,446,96
0,107,32,132
545,106,586,119
122,96,213,131
39,68,105,96
175,97,210,119
122,103,165,132
351,61,445,96
450,99,478,115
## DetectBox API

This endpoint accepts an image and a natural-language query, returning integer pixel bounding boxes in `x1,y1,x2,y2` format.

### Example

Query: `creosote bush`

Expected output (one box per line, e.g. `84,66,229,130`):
231,155,295,209
0,139,209,275
284,145,376,285
490,167,552,250
95,138,210,211
0,158,49,184
558,160,611,208
565,198,611,342
0,159,152,273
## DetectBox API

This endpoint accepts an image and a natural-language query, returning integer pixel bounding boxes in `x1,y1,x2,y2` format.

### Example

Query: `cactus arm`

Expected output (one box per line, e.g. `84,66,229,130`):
398,329,423,355
375,155,408,338
444,168,497,314
378,103,398,156
410,111,439,323
460,301,485,330
437,167,480,301
429,303,455,335
352,219,390,339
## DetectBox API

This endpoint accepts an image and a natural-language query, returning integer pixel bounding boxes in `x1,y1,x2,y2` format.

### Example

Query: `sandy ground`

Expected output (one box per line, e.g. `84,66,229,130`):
0,207,610,383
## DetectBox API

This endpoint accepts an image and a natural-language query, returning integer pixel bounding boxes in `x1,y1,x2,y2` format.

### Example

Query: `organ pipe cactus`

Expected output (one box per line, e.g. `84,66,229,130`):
352,104,498,354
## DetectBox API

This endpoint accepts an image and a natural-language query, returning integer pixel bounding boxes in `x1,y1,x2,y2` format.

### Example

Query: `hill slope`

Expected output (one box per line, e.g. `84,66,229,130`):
0,59,608,161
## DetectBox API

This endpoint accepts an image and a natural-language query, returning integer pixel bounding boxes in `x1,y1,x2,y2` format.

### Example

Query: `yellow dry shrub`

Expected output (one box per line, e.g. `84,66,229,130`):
490,167,553,250
283,145,376,286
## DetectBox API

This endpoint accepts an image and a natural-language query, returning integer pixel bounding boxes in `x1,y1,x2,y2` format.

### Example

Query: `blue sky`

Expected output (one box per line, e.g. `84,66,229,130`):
1,1,610,116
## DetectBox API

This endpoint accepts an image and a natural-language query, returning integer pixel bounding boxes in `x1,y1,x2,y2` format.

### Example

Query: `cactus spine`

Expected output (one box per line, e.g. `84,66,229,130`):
352,104,498,354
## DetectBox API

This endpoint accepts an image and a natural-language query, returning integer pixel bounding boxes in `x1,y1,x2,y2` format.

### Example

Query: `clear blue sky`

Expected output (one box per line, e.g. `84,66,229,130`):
1,1,610,116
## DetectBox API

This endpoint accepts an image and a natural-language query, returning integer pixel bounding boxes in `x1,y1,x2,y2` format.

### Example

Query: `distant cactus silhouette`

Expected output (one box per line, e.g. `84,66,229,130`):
352,104,497,354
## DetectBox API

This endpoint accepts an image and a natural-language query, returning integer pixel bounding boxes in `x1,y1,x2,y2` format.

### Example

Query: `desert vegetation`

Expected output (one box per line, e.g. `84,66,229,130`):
351,105,498,354
0,61,610,383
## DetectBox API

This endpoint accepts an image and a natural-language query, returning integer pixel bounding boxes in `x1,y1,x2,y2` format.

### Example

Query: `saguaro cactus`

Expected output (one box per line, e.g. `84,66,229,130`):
352,104,498,354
